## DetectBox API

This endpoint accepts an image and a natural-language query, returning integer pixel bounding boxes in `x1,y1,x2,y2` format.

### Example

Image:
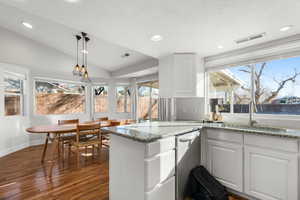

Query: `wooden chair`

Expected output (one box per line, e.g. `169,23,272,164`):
72,123,102,167
57,119,79,156
126,119,137,124
102,121,121,147
97,117,109,121
109,121,121,126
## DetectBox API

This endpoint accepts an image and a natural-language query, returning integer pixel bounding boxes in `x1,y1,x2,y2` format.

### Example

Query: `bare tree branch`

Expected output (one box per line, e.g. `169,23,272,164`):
239,69,251,73
263,70,300,103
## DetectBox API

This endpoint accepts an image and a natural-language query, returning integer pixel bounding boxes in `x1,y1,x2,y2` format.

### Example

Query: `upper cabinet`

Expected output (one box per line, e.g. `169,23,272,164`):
159,53,205,98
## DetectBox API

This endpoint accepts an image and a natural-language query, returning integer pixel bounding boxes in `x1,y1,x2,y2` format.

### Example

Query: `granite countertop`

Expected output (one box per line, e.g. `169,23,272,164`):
103,121,300,143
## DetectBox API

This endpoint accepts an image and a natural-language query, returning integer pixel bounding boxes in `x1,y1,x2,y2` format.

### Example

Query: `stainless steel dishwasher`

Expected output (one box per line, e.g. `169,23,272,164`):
176,129,201,200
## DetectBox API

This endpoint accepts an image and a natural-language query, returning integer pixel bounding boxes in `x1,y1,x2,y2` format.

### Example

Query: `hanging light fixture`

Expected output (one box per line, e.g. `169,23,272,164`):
80,32,87,76
72,35,82,76
72,32,91,82
81,36,91,82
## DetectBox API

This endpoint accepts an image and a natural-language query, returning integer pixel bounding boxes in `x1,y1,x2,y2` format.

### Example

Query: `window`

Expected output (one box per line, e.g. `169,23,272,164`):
208,67,250,113
94,85,108,113
208,56,300,115
4,73,24,116
138,81,159,121
35,80,85,115
116,86,131,113
254,58,300,115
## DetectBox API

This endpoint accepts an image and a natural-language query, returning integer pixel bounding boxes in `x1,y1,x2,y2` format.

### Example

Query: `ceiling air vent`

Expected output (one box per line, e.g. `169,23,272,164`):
235,32,266,44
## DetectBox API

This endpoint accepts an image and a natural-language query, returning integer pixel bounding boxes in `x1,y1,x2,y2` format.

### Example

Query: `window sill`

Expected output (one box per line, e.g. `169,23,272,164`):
221,113,300,120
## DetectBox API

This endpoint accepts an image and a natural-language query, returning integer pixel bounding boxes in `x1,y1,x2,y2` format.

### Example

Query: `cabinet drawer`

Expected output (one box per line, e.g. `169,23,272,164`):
206,129,243,144
244,134,298,153
145,137,175,158
145,176,175,200
145,150,175,191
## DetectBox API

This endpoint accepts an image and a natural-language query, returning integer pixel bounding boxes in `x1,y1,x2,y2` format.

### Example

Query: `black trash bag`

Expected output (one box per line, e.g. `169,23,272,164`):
185,165,229,200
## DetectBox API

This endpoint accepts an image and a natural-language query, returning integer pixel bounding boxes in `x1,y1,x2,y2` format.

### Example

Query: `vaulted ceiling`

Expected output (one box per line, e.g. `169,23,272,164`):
0,0,299,74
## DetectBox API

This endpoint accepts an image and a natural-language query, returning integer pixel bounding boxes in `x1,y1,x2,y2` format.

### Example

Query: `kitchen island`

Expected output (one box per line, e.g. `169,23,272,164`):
105,121,300,200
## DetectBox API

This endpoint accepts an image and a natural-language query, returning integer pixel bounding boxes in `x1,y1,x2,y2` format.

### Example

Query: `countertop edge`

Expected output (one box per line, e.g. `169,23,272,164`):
104,124,300,143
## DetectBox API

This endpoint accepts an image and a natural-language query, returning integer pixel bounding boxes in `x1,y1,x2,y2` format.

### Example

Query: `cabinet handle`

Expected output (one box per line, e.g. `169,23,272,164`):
179,138,193,143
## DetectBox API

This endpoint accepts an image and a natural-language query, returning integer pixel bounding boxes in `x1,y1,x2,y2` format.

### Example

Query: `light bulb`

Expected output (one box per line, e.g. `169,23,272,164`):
83,71,89,79
73,64,81,76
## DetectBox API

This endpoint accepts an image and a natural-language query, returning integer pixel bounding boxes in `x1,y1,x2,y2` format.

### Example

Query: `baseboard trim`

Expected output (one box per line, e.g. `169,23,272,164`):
0,142,29,158
228,188,260,200
0,139,44,158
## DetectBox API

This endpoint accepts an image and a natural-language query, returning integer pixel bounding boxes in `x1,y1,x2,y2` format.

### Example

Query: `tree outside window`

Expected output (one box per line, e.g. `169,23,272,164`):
116,86,131,113
138,81,159,121
209,56,300,115
35,80,85,115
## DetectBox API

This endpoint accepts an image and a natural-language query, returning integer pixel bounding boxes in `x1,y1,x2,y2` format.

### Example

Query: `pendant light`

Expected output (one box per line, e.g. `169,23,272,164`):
81,36,91,82
72,32,91,82
72,35,82,76
80,32,87,76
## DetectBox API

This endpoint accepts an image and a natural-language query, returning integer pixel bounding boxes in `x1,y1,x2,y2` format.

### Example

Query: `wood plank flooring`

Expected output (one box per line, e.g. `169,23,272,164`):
0,144,246,200
0,145,108,200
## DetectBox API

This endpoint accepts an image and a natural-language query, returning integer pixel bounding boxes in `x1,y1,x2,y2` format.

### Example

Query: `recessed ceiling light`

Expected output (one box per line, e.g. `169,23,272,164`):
22,21,33,29
218,45,223,49
81,49,88,54
280,25,293,32
64,0,80,3
121,53,130,58
151,35,163,42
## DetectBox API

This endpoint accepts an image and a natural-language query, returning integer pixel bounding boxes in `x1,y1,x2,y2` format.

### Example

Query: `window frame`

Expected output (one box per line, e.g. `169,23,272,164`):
206,57,300,119
137,81,159,121
4,71,25,117
33,78,87,116
115,85,131,113
92,84,109,114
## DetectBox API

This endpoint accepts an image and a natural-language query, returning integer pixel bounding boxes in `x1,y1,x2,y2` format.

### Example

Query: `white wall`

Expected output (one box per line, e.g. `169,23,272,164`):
0,27,134,157
0,63,31,156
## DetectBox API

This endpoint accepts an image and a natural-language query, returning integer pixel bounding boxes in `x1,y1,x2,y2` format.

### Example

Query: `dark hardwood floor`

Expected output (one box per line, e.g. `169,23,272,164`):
0,144,246,200
0,145,109,200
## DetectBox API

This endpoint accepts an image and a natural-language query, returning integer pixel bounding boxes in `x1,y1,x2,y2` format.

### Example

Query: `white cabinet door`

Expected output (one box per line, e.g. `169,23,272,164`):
145,177,175,200
173,54,196,97
244,146,298,200
145,150,175,191
206,139,243,192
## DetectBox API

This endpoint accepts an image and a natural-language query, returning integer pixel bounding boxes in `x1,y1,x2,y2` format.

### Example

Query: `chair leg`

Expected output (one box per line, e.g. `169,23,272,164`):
61,141,65,159
92,145,95,158
57,134,61,159
76,146,80,168
68,143,71,157
85,147,88,162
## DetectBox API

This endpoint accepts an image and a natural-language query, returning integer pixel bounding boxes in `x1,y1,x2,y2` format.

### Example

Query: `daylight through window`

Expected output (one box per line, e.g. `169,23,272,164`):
35,80,86,115
116,86,131,113
208,56,300,115
94,85,108,113
4,73,24,116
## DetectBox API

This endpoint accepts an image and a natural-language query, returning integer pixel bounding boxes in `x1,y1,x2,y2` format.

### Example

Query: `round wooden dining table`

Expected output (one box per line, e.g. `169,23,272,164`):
26,121,111,178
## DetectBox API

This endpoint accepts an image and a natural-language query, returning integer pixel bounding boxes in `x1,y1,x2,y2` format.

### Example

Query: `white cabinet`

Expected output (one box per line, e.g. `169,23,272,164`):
159,53,205,98
244,144,298,200
145,177,175,200
110,134,175,200
203,129,299,200
206,139,243,192
145,150,175,191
